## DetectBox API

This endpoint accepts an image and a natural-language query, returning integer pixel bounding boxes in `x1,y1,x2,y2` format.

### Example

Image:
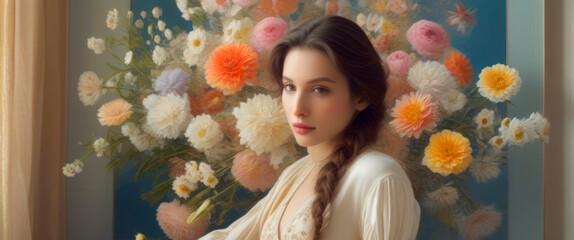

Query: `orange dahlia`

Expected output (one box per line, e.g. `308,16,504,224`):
423,130,473,176
389,91,439,139
201,90,225,114
204,43,259,95
444,52,474,86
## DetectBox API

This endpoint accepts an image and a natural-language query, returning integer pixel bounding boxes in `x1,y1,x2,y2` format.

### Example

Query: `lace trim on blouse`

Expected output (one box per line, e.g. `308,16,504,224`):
261,195,316,240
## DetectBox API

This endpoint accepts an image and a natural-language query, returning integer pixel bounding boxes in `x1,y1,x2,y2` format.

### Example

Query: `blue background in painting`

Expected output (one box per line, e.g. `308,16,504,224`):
115,0,507,239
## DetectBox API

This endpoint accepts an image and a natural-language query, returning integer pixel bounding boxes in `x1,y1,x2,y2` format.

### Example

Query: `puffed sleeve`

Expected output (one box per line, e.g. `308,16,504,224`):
361,174,420,240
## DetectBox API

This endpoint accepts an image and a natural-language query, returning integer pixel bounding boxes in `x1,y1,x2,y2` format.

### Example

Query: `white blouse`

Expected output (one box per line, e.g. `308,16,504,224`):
199,150,420,240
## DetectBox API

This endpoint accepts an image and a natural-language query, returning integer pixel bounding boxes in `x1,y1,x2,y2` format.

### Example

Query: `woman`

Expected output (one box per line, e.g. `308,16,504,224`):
200,16,420,240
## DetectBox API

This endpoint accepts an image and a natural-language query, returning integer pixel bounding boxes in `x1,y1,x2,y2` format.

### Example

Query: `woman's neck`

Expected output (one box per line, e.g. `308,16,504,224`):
307,140,339,173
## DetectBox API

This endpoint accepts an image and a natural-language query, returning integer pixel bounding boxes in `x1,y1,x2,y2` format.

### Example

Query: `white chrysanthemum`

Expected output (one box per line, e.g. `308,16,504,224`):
78,71,106,106
62,164,76,177
129,132,165,152
124,50,133,65
525,112,548,134
154,35,161,44
407,61,458,99
140,11,147,19
106,8,119,30
158,20,166,31
470,151,501,183
176,0,188,13
121,122,141,137
152,46,168,66
135,19,144,28
366,13,385,32
186,28,207,55
474,108,495,129
183,51,200,67
144,93,192,139
93,138,110,157
489,135,506,152
87,37,106,54
164,29,173,40
124,72,137,85
152,7,162,19
223,18,253,44
172,175,198,199
506,118,538,146
437,89,467,114
232,94,292,155
223,19,241,43
185,114,224,151
424,186,459,209
185,161,200,180
356,13,367,28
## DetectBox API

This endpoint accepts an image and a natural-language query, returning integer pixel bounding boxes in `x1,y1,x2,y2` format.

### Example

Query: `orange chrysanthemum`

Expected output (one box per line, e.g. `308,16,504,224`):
423,130,473,176
201,90,225,114
444,52,474,86
205,43,259,95
389,91,439,139
97,99,132,126
258,0,298,16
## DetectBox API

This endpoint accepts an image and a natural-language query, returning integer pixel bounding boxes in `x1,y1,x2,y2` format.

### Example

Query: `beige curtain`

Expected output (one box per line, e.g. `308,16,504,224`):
0,0,67,239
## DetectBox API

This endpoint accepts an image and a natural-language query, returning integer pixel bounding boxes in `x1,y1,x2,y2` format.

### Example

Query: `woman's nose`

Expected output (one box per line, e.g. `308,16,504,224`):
292,93,309,118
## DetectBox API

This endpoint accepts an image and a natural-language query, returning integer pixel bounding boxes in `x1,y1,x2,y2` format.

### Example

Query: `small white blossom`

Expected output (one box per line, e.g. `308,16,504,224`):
124,50,133,65
87,37,106,54
140,11,147,19
106,8,119,30
63,164,76,177
172,176,198,199
157,20,166,31
164,29,173,40
93,138,110,157
152,46,167,66
135,19,144,29
152,7,162,19
154,35,161,44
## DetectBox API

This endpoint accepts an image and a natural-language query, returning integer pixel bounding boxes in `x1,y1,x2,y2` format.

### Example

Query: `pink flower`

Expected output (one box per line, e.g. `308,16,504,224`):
387,51,412,76
251,17,288,51
232,0,257,8
231,150,282,192
389,91,439,139
406,20,451,59
156,200,210,240
457,205,502,240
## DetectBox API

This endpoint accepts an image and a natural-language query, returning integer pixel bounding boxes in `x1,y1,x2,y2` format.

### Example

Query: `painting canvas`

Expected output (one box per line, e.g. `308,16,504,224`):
106,0,508,239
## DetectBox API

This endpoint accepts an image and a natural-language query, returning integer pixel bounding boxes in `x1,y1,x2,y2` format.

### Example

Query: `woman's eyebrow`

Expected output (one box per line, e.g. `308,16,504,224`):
282,76,336,84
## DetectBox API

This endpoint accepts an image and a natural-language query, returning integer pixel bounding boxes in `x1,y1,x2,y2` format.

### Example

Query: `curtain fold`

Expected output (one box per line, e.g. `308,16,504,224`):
0,0,67,239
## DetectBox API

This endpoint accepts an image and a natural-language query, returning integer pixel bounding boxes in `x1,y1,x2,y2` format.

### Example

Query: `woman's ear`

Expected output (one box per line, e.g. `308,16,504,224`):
354,98,368,112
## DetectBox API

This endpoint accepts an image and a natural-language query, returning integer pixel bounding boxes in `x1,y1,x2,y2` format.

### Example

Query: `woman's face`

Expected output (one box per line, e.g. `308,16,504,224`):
281,48,367,148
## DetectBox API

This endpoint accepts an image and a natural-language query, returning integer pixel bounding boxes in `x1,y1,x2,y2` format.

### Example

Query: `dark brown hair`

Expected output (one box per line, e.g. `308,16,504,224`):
268,16,388,240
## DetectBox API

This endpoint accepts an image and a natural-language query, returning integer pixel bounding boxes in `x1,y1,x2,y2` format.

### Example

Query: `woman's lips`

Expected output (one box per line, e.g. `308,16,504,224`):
292,123,315,134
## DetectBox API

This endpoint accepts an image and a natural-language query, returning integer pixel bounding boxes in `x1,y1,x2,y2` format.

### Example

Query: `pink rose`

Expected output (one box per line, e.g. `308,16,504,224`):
387,51,412,76
251,17,288,51
406,20,450,59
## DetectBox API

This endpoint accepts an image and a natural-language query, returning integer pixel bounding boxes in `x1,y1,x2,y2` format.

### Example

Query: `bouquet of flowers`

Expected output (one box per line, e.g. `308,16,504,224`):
64,0,549,239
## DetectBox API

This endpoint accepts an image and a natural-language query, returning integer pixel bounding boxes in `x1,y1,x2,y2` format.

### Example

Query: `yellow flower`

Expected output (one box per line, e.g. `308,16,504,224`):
423,130,473,176
97,99,133,126
134,233,146,240
477,64,521,102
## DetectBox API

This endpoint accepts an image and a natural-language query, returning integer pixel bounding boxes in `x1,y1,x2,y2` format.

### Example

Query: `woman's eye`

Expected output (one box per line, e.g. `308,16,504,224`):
284,84,295,91
313,87,329,94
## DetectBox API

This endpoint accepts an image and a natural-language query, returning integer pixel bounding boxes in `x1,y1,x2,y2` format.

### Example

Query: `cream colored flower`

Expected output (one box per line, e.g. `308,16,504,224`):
232,94,292,155
87,37,106,54
153,46,168,66
158,20,166,31
106,8,119,30
489,136,506,152
140,11,147,19
62,164,76,177
356,13,367,28
143,93,192,139
203,175,218,188
424,186,459,209
172,175,198,199
474,108,495,129
135,233,146,240
93,138,110,157
165,29,173,40
470,151,501,183
457,205,502,240
407,61,458,99
223,18,253,44
127,122,166,152
71,159,84,174
121,122,140,137
506,118,538,146
78,71,106,106
477,64,522,103
176,0,188,13
124,50,133,65
366,13,384,33
152,7,162,19
437,89,467,114
154,35,162,44
185,161,200,180
186,28,207,55
135,19,144,28
185,114,224,151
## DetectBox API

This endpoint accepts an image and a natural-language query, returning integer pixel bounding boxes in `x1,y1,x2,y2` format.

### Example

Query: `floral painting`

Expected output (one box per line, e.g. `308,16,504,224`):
65,0,550,239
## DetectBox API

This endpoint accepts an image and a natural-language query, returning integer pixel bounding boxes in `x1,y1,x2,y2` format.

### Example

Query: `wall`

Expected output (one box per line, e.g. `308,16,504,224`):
66,0,129,239
544,0,574,239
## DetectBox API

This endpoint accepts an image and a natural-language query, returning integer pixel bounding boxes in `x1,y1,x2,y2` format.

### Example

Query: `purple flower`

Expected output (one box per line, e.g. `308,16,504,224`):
153,68,191,96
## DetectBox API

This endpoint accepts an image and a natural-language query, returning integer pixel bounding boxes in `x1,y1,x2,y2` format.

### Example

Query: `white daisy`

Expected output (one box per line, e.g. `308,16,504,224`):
232,94,292,155
186,28,207,55
203,175,219,188
470,151,501,183
222,18,253,44
407,61,458,100
222,19,241,43
93,138,110,157
152,46,168,66
185,114,224,152
78,71,106,106
172,175,198,199
152,7,162,19
144,93,192,139
525,112,548,134
124,50,133,65
366,13,385,33
506,118,538,146
437,89,467,114
87,37,106,54
474,108,495,129
106,8,119,30
62,164,76,177
488,135,506,152
424,186,459,209
157,20,166,31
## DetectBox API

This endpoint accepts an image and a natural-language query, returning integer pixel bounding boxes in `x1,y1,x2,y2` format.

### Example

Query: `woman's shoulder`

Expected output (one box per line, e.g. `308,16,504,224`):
345,149,409,183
